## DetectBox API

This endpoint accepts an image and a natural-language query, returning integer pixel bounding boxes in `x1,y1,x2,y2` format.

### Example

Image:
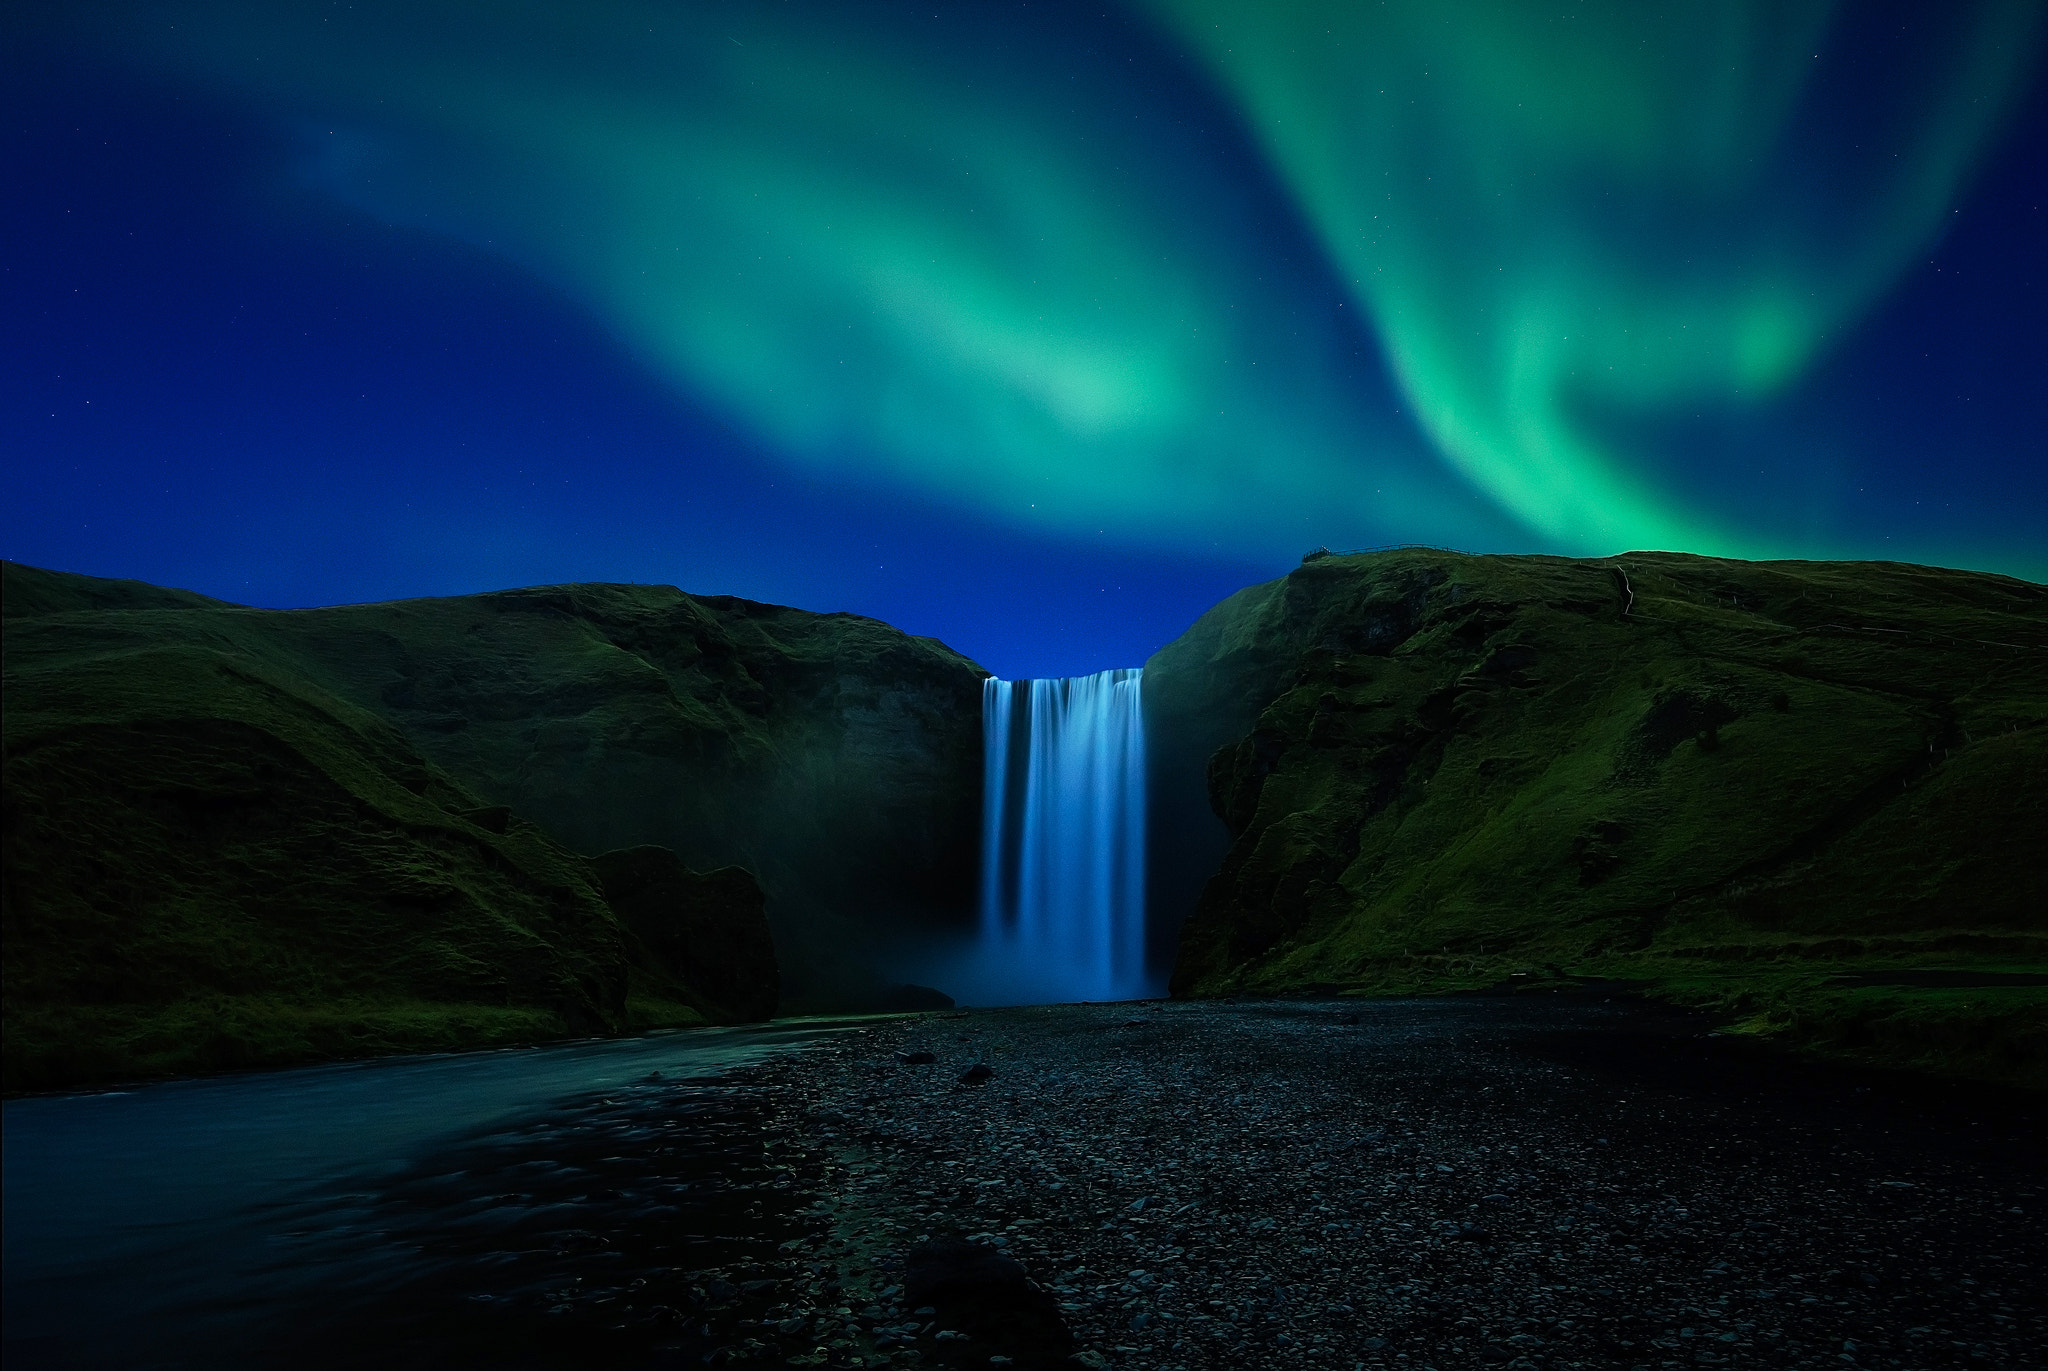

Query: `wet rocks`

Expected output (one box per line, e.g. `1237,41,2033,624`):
878,984,958,1012
902,1237,1073,1367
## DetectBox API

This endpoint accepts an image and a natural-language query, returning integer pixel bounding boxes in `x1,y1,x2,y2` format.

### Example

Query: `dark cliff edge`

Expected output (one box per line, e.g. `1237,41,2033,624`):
1145,550,2048,1086
3,561,984,1089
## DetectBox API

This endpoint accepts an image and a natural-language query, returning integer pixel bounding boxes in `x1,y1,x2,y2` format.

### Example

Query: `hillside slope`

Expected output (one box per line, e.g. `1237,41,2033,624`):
1146,550,2048,1084
3,563,985,1014
3,591,777,1091
257,583,987,1009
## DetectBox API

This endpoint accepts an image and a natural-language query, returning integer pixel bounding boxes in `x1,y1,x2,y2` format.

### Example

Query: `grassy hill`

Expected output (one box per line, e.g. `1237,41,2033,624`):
3,563,987,1018
2,576,774,1092
3,556,989,1089
1145,550,2048,1085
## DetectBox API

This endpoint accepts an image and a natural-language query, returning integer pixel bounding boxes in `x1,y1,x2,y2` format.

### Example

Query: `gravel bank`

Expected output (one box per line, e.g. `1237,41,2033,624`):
304,997,2045,1370
778,997,2045,1370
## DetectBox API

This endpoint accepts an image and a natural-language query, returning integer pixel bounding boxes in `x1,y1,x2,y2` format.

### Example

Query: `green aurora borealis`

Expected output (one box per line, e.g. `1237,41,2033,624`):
1150,0,2040,553
32,0,2048,567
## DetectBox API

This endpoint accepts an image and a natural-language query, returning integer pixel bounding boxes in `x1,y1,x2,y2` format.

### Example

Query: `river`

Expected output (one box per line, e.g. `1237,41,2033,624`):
2,1020,867,1368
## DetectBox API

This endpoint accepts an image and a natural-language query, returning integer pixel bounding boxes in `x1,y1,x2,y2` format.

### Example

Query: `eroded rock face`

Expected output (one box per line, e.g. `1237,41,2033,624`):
1144,550,2048,1075
589,846,778,1023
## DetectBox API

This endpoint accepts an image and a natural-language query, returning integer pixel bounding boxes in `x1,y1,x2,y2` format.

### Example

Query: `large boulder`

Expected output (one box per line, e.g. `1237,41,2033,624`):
589,846,778,1023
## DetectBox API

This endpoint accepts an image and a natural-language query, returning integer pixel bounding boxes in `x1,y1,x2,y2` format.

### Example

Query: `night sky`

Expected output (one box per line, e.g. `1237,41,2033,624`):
5,1,2044,679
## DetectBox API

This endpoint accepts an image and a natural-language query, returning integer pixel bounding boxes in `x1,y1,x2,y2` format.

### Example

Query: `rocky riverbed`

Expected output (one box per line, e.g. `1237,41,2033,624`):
296,997,2045,1370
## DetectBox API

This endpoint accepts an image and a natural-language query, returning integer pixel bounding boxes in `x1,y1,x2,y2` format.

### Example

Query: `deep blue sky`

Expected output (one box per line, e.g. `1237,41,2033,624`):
5,2,2044,679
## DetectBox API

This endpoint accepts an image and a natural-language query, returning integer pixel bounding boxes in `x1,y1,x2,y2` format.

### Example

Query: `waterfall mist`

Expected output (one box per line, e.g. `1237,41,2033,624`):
919,669,1154,1005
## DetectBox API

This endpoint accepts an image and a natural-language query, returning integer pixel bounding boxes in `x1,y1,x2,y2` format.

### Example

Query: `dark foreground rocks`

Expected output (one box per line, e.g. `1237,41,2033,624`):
298,998,2044,1370
901,1237,1073,1364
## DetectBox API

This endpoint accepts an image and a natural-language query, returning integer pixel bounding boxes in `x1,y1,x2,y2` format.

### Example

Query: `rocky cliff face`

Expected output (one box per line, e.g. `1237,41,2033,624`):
1145,550,2048,1083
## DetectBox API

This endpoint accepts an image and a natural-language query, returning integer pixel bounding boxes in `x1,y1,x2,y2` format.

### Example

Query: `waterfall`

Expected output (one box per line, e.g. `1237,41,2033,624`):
976,668,1151,1003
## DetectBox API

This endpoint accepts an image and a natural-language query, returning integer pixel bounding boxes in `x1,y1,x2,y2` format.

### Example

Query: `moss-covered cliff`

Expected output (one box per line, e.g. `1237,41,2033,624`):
3,561,983,1089
1147,550,2048,1084
276,582,986,1010
0,580,731,1092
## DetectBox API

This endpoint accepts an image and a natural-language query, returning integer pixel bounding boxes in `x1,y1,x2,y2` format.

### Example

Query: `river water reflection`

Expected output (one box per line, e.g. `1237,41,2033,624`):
2,1019,867,1368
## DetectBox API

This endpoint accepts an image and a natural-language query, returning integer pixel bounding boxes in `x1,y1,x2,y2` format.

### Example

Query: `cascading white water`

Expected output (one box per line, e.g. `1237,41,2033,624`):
975,668,1151,1003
